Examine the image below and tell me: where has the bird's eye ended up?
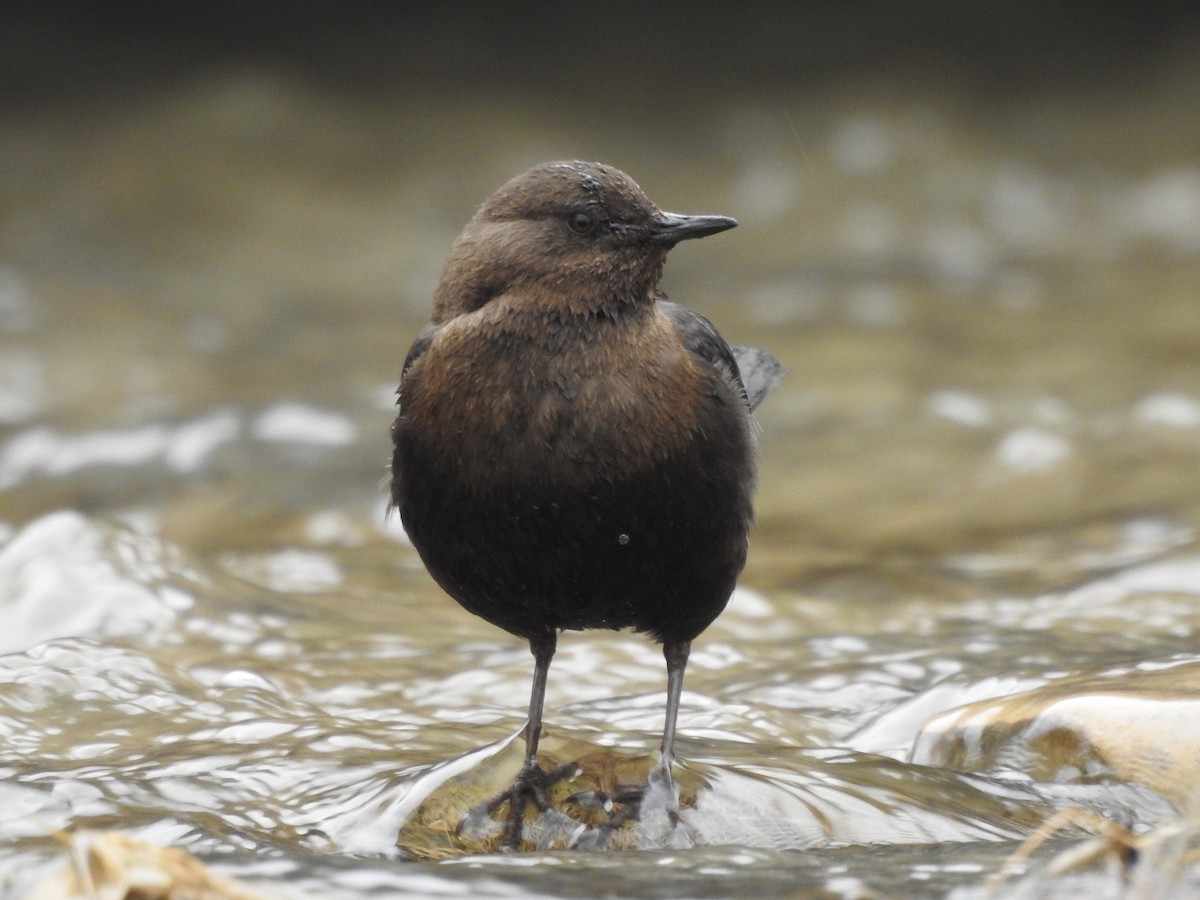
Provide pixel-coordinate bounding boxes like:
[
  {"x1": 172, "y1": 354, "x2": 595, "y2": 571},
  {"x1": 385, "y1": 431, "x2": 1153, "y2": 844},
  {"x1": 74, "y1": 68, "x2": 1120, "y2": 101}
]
[{"x1": 567, "y1": 211, "x2": 595, "y2": 235}]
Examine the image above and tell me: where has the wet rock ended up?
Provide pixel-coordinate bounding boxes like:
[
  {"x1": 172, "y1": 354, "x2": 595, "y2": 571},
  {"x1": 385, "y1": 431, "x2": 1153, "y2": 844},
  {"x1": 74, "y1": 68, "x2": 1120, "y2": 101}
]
[
  {"x1": 27, "y1": 830, "x2": 269, "y2": 900},
  {"x1": 395, "y1": 733, "x2": 707, "y2": 857},
  {"x1": 911, "y1": 662, "x2": 1200, "y2": 810}
]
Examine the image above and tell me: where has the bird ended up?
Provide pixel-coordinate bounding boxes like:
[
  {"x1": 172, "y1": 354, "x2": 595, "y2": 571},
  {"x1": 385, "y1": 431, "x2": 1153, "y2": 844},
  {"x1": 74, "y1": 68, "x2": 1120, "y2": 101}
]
[{"x1": 390, "y1": 160, "x2": 784, "y2": 850}]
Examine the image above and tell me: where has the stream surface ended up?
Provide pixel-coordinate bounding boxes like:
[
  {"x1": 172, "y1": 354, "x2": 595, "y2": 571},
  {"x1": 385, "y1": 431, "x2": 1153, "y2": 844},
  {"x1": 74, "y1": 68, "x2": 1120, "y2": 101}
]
[{"x1": 2, "y1": 19, "x2": 1200, "y2": 898}]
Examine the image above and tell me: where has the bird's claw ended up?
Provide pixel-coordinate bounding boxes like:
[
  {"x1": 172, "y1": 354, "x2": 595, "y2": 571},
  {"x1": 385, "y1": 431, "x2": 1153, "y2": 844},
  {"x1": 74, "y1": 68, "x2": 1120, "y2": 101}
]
[
  {"x1": 461, "y1": 759, "x2": 582, "y2": 851},
  {"x1": 459, "y1": 756, "x2": 692, "y2": 851}
]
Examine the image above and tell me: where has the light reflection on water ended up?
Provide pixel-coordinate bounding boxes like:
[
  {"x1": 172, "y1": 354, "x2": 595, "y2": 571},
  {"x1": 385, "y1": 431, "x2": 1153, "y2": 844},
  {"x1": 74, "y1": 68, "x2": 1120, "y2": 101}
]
[{"x1": 2, "y1": 68, "x2": 1200, "y2": 898}]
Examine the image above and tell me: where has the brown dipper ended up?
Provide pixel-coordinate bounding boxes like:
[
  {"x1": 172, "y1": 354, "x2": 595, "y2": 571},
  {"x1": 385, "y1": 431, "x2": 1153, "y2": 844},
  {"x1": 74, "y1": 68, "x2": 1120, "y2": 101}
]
[{"x1": 390, "y1": 161, "x2": 784, "y2": 849}]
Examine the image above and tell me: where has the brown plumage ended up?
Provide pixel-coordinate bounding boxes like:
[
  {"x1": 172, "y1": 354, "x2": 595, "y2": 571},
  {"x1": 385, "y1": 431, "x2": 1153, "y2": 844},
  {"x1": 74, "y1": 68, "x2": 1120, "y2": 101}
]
[{"x1": 390, "y1": 161, "x2": 784, "y2": 848}]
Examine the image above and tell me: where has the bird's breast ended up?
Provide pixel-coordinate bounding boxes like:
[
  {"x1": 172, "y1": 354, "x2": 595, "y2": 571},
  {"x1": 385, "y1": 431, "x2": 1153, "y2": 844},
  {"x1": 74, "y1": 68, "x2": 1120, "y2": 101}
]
[{"x1": 400, "y1": 310, "x2": 721, "y2": 486}]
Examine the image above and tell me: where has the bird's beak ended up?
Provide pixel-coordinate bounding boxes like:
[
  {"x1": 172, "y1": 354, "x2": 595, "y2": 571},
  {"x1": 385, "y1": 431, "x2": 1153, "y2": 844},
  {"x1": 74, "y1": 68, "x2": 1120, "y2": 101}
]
[{"x1": 648, "y1": 212, "x2": 738, "y2": 245}]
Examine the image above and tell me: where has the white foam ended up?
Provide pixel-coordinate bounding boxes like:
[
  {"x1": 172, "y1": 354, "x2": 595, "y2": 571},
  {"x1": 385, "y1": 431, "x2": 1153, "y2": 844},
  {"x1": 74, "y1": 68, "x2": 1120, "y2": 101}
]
[
  {"x1": 252, "y1": 402, "x2": 357, "y2": 446},
  {"x1": 994, "y1": 427, "x2": 1071, "y2": 473},
  {"x1": 1134, "y1": 391, "x2": 1200, "y2": 429},
  {"x1": 0, "y1": 511, "x2": 185, "y2": 655},
  {"x1": 0, "y1": 411, "x2": 242, "y2": 488}
]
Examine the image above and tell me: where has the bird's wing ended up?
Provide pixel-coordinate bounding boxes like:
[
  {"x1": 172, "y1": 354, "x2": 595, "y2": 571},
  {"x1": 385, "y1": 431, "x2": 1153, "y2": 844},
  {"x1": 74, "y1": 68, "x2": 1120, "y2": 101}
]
[
  {"x1": 659, "y1": 300, "x2": 785, "y2": 412},
  {"x1": 729, "y1": 344, "x2": 788, "y2": 412},
  {"x1": 388, "y1": 325, "x2": 439, "y2": 513},
  {"x1": 399, "y1": 325, "x2": 438, "y2": 388},
  {"x1": 659, "y1": 300, "x2": 747, "y2": 405}
]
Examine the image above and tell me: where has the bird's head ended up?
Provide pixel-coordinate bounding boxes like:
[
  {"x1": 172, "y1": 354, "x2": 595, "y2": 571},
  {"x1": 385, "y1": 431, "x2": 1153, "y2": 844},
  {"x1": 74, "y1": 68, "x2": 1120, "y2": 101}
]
[{"x1": 432, "y1": 161, "x2": 736, "y2": 321}]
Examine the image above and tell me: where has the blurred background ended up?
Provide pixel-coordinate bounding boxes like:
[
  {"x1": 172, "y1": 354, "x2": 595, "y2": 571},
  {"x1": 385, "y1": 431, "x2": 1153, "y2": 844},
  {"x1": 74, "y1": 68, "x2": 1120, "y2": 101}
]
[
  {"x1": 3, "y1": 3, "x2": 1200, "y2": 897},
  {"x1": 2, "y1": 2, "x2": 1199, "y2": 549}
]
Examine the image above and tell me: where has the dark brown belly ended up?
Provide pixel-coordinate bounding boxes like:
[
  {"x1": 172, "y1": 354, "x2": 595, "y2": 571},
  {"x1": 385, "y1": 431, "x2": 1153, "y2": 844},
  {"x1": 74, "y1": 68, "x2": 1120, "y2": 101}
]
[{"x1": 393, "y1": 412, "x2": 753, "y2": 643}]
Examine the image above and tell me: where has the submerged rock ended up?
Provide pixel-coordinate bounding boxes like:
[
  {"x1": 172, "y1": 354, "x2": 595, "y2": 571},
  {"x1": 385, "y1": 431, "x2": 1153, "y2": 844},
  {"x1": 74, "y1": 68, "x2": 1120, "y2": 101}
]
[
  {"x1": 395, "y1": 733, "x2": 707, "y2": 857},
  {"x1": 393, "y1": 731, "x2": 1044, "y2": 858}
]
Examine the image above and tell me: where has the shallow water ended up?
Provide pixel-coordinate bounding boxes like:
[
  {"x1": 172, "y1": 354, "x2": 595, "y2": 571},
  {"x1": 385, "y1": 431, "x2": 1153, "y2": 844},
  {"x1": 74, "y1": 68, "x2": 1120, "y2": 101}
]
[{"x1": 3, "y1": 41, "x2": 1200, "y2": 899}]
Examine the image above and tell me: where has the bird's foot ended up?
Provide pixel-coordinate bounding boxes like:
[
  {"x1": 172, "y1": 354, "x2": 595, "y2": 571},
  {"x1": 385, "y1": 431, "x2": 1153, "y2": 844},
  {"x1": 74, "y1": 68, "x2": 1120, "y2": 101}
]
[
  {"x1": 459, "y1": 758, "x2": 581, "y2": 851},
  {"x1": 567, "y1": 763, "x2": 694, "y2": 850},
  {"x1": 566, "y1": 784, "x2": 644, "y2": 849}
]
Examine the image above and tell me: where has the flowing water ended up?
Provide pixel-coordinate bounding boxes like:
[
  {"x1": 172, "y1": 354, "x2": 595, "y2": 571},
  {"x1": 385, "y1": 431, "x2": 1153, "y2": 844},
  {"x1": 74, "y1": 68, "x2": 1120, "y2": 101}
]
[{"x1": 2, "y1": 46, "x2": 1200, "y2": 899}]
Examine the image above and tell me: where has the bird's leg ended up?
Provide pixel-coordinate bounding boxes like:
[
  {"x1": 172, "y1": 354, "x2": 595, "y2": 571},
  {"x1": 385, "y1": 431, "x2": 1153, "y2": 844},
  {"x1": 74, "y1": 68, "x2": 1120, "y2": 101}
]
[
  {"x1": 500, "y1": 633, "x2": 557, "y2": 847},
  {"x1": 512, "y1": 633, "x2": 554, "y2": 767},
  {"x1": 567, "y1": 640, "x2": 694, "y2": 848},
  {"x1": 660, "y1": 639, "x2": 691, "y2": 774},
  {"x1": 468, "y1": 633, "x2": 579, "y2": 850},
  {"x1": 648, "y1": 639, "x2": 692, "y2": 834}
]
